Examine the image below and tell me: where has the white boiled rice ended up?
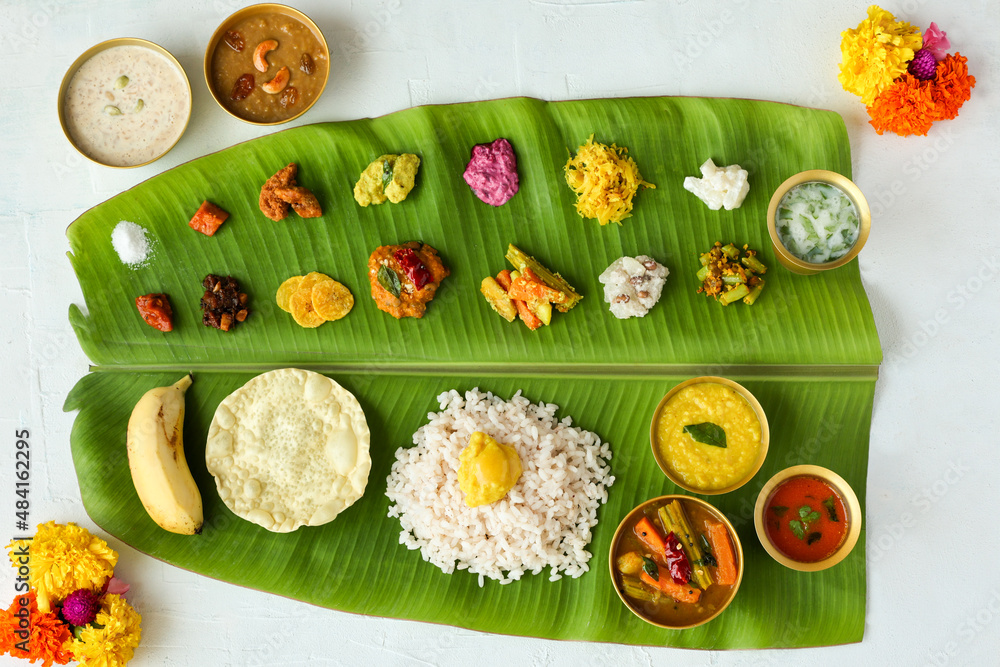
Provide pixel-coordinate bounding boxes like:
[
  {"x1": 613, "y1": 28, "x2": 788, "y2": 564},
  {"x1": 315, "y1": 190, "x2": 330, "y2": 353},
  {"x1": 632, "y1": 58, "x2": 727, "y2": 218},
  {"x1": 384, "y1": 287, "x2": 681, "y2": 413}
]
[{"x1": 385, "y1": 388, "x2": 614, "y2": 586}]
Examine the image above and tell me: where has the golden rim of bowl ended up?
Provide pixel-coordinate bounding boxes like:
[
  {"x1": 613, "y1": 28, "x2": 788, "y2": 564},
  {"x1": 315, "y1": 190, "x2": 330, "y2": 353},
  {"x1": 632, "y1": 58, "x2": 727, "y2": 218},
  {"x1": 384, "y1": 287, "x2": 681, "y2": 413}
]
[
  {"x1": 205, "y1": 3, "x2": 330, "y2": 126},
  {"x1": 57, "y1": 37, "x2": 192, "y2": 169},
  {"x1": 753, "y1": 464, "x2": 863, "y2": 572},
  {"x1": 649, "y1": 376, "x2": 769, "y2": 495},
  {"x1": 608, "y1": 494, "x2": 744, "y2": 630},
  {"x1": 766, "y1": 170, "x2": 872, "y2": 274}
]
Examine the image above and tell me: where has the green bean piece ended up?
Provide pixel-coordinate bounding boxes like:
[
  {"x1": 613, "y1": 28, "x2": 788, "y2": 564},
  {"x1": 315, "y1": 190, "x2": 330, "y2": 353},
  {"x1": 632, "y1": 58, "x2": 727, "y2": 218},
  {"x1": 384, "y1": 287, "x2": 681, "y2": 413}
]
[
  {"x1": 665, "y1": 502, "x2": 713, "y2": 590},
  {"x1": 722, "y1": 273, "x2": 744, "y2": 285},
  {"x1": 741, "y1": 254, "x2": 768, "y2": 274},
  {"x1": 721, "y1": 244, "x2": 739, "y2": 259},
  {"x1": 696, "y1": 265, "x2": 710, "y2": 282},
  {"x1": 699, "y1": 253, "x2": 712, "y2": 266},
  {"x1": 621, "y1": 576, "x2": 658, "y2": 602},
  {"x1": 743, "y1": 280, "x2": 765, "y2": 305},
  {"x1": 719, "y1": 283, "x2": 750, "y2": 305}
]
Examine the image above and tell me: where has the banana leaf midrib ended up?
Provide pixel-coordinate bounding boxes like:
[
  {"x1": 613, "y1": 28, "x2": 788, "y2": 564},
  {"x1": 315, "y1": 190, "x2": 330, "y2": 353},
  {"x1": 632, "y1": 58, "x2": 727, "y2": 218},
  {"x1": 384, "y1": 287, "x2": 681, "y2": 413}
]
[{"x1": 83, "y1": 361, "x2": 880, "y2": 379}]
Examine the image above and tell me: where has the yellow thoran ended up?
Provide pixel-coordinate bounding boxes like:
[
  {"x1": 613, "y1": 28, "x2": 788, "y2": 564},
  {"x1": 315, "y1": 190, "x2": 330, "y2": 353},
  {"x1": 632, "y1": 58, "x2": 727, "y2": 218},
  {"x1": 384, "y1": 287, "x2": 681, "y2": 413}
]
[{"x1": 564, "y1": 135, "x2": 654, "y2": 226}]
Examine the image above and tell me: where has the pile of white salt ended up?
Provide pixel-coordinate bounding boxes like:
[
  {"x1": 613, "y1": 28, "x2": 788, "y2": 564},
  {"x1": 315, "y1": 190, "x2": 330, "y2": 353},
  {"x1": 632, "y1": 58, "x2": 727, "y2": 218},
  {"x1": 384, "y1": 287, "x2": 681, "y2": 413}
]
[{"x1": 111, "y1": 221, "x2": 152, "y2": 267}]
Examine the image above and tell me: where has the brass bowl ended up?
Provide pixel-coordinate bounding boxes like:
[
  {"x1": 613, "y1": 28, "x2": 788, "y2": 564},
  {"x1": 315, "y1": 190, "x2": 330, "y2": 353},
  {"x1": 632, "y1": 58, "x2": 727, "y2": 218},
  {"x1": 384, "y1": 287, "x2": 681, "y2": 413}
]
[
  {"x1": 609, "y1": 495, "x2": 743, "y2": 629},
  {"x1": 754, "y1": 464, "x2": 862, "y2": 572},
  {"x1": 766, "y1": 170, "x2": 872, "y2": 276},
  {"x1": 205, "y1": 3, "x2": 329, "y2": 126},
  {"x1": 58, "y1": 38, "x2": 192, "y2": 168},
  {"x1": 649, "y1": 377, "x2": 769, "y2": 495}
]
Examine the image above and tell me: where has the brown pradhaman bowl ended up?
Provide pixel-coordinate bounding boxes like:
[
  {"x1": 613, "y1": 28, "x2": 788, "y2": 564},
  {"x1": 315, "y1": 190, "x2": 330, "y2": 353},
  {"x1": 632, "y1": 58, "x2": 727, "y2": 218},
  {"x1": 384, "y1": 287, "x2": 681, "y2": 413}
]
[{"x1": 205, "y1": 4, "x2": 329, "y2": 125}]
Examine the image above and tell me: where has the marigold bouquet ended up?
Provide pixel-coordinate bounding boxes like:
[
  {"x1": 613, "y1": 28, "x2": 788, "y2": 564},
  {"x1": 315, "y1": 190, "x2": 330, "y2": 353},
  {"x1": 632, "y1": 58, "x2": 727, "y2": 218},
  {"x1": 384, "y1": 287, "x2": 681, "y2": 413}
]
[
  {"x1": 838, "y1": 6, "x2": 975, "y2": 136},
  {"x1": 2, "y1": 522, "x2": 141, "y2": 667}
]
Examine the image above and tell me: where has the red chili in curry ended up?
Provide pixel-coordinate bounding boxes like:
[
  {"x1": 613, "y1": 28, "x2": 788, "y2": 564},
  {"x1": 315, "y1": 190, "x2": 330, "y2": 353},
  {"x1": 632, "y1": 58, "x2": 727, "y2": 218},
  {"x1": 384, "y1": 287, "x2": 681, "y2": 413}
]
[{"x1": 393, "y1": 247, "x2": 433, "y2": 289}]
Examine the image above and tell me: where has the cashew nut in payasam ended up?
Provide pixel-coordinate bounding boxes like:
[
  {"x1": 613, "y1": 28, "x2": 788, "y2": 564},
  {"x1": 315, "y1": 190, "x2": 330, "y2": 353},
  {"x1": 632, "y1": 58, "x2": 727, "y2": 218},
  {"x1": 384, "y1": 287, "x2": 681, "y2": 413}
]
[
  {"x1": 253, "y1": 40, "x2": 278, "y2": 72},
  {"x1": 261, "y1": 66, "x2": 290, "y2": 94}
]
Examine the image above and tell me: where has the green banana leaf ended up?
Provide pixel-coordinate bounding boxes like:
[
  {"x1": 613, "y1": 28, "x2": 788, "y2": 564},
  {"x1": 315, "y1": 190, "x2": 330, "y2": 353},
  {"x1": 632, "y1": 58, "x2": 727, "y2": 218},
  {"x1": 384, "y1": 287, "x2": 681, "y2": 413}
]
[
  {"x1": 67, "y1": 97, "x2": 879, "y2": 369},
  {"x1": 66, "y1": 370, "x2": 871, "y2": 648},
  {"x1": 64, "y1": 96, "x2": 880, "y2": 648}
]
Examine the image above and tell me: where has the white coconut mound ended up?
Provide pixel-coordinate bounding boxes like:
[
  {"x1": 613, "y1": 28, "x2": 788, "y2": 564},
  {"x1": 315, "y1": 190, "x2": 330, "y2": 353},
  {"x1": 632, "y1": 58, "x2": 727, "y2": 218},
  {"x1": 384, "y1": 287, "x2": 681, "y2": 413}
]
[
  {"x1": 385, "y1": 389, "x2": 614, "y2": 586},
  {"x1": 599, "y1": 255, "x2": 669, "y2": 319}
]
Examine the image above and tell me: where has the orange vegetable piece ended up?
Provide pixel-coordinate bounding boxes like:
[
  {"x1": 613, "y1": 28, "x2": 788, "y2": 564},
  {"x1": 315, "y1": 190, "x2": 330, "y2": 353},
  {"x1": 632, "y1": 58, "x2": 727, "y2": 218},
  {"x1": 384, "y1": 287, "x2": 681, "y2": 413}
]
[
  {"x1": 507, "y1": 268, "x2": 567, "y2": 304},
  {"x1": 706, "y1": 521, "x2": 738, "y2": 586},
  {"x1": 497, "y1": 270, "x2": 540, "y2": 329},
  {"x1": 513, "y1": 299, "x2": 542, "y2": 330},
  {"x1": 496, "y1": 270, "x2": 513, "y2": 290},
  {"x1": 188, "y1": 200, "x2": 230, "y2": 236},
  {"x1": 634, "y1": 516, "x2": 666, "y2": 559},
  {"x1": 641, "y1": 566, "x2": 702, "y2": 603}
]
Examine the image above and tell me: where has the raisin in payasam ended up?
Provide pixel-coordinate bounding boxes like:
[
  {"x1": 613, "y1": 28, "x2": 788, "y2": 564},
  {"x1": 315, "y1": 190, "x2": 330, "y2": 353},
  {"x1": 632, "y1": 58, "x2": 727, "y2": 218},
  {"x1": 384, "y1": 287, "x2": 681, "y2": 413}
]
[{"x1": 200, "y1": 274, "x2": 249, "y2": 331}]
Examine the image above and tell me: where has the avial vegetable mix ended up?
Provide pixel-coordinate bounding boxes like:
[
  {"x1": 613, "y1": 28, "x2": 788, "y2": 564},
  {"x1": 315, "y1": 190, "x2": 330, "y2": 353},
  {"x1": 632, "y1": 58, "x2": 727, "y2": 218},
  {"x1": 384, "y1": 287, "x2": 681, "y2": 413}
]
[{"x1": 612, "y1": 497, "x2": 741, "y2": 628}]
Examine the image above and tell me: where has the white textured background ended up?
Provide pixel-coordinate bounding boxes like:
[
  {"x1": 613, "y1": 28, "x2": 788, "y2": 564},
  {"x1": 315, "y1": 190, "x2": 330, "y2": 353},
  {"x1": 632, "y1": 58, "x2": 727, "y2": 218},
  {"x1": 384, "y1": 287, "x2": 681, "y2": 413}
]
[{"x1": 1, "y1": 0, "x2": 998, "y2": 665}]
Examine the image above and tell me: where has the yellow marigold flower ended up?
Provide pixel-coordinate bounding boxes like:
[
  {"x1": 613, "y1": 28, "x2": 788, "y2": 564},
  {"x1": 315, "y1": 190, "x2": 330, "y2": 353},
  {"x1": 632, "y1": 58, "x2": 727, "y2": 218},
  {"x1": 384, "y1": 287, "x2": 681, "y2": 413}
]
[
  {"x1": 838, "y1": 5, "x2": 922, "y2": 105},
  {"x1": 6, "y1": 522, "x2": 117, "y2": 613},
  {"x1": 66, "y1": 594, "x2": 142, "y2": 667}
]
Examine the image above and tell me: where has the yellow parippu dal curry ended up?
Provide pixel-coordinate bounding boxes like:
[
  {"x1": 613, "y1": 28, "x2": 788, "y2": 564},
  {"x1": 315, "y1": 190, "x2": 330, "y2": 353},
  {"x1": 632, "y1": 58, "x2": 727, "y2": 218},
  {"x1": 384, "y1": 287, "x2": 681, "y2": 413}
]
[{"x1": 654, "y1": 383, "x2": 761, "y2": 491}]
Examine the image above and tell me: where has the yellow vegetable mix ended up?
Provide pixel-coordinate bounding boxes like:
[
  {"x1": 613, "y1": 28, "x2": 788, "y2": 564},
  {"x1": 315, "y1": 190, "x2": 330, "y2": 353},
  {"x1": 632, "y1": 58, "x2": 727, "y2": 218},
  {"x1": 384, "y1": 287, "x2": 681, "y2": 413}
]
[{"x1": 564, "y1": 134, "x2": 655, "y2": 226}]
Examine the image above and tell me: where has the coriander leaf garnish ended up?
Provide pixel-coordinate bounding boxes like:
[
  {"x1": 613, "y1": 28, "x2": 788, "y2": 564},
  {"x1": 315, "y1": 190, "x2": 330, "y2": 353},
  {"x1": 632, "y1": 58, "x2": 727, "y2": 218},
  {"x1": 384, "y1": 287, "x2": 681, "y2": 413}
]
[
  {"x1": 698, "y1": 533, "x2": 718, "y2": 567},
  {"x1": 682, "y1": 422, "x2": 727, "y2": 448},
  {"x1": 823, "y1": 496, "x2": 839, "y2": 522},
  {"x1": 381, "y1": 159, "x2": 395, "y2": 191},
  {"x1": 377, "y1": 265, "x2": 401, "y2": 298},
  {"x1": 790, "y1": 505, "x2": 822, "y2": 540},
  {"x1": 641, "y1": 556, "x2": 658, "y2": 581}
]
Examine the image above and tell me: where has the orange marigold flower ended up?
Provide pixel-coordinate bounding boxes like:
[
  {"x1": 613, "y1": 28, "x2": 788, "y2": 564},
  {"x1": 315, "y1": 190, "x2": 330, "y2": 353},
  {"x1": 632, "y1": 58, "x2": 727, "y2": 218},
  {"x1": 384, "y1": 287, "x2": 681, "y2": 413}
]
[
  {"x1": 931, "y1": 52, "x2": 975, "y2": 120},
  {"x1": 866, "y1": 73, "x2": 937, "y2": 136},
  {"x1": 0, "y1": 592, "x2": 73, "y2": 666},
  {"x1": 866, "y1": 52, "x2": 976, "y2": 137}
]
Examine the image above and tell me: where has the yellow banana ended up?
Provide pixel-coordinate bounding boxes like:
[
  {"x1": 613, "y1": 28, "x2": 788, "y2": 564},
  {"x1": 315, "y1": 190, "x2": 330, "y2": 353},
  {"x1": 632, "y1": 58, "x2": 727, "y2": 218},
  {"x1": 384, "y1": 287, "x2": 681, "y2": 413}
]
[{"x1": 126, "y1": 374, "x2": 203, "y2": 535}]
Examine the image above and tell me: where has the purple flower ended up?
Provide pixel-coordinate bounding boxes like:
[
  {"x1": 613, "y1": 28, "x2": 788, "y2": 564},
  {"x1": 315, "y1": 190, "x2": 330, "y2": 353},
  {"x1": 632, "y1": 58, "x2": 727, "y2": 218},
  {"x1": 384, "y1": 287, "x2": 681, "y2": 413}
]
[
  {"x1": 922, "y1": 22, "x2": 950, "y2": 61},
  {"x1": 908, "y1": 49, "x2": 938, "y2": 80},
  {"x1": 61, "y1": 588, "x2": 101, "y2": 626}
]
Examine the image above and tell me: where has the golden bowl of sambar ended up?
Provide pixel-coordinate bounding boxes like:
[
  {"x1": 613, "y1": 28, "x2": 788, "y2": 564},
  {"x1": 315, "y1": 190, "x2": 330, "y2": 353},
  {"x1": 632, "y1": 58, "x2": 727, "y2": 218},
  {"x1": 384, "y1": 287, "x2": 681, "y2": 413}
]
[
  {"x1": 649, "y1": 377, "x2": 768, "y2": 495},
  {"x1": 205, "y1": 4, "x2": 329, "y2": 125},
  {"x1": 609, "y1": 494, "x2": 743, "y2": 629}
]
